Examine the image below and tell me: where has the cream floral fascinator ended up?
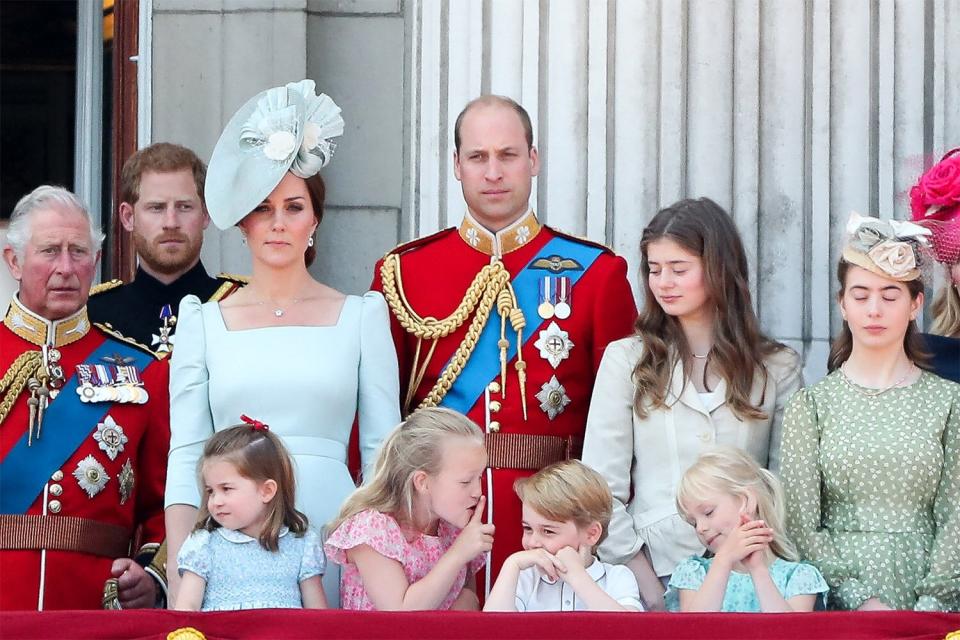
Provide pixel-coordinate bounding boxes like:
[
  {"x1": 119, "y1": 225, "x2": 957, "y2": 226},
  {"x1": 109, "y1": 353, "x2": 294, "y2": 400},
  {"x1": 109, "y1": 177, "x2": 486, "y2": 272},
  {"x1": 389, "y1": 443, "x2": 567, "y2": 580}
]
[
  {"x1": 842, "y1": 211, "x2": 931, "y2": 281},
  {"x1": 205, "y1": 79, "x2": 344, "y2": 229}
]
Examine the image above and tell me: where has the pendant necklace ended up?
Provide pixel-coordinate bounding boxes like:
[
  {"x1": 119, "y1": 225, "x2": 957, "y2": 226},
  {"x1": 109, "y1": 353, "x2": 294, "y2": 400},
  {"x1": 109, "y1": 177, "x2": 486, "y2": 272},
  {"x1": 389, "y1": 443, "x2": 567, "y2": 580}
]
[
  {"x1": 256, "y1": 298, "x2": 302, "y2": 318},
  {"x1": 840, "y1": 363, "x2": 914, "y2": 397}
]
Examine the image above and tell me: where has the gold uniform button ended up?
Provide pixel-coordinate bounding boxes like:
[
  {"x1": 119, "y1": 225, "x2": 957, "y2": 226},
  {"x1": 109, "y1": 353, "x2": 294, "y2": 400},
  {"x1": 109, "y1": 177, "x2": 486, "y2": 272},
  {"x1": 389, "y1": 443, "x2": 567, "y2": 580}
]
[
  {"x1": 49, "y1": 484, "x2": 63, "y2": 497},
  {"x1": 488, "y1": 400, "x2": 502, "y2": 413},
  {"x1": 48, "y1": 500, "x2": 62, "y2": 514},
  {"x1": 487, "y1": 381, "x2": 501, "y2": 394},
  {"x1": 51, "y1": 470, "x2": 64, "y2": 482},
  {"x1": 489, "y1": 421, "x2": 501, "y2": 433}
]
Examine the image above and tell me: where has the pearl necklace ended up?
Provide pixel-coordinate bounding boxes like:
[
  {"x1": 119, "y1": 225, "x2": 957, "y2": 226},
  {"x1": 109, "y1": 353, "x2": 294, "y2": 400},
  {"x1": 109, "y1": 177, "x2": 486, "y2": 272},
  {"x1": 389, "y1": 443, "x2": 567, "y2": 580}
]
[{"x1": 839, "y1": 363, "x2": 915, "y2": 397}]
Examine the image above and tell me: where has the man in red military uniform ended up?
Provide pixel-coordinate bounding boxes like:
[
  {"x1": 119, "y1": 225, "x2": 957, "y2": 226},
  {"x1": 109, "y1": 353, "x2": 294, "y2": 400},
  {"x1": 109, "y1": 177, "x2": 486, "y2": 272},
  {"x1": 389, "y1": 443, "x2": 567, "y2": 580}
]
[
  {"x1": 373, "y1": 96, "x2": 637, "y2": 588},
  {"x1": 0, "y1": 186, "x2": 169, "y2": 610}
]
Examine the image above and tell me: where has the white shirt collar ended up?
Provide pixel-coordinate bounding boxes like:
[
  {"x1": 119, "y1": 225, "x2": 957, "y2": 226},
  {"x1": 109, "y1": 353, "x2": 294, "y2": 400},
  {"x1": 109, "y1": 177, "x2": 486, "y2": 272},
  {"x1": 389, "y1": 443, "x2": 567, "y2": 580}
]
[{"x1": 216, "y1": 525, "x2": 290, "y2": 544}]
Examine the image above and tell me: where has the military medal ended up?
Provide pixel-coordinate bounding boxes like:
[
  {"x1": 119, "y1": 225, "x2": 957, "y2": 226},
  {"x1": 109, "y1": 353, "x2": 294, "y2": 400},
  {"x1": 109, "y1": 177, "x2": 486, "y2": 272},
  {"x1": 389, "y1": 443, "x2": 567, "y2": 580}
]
[
  {"x1": 118, "y1": 459, "x2": 135, "y2": 505},
  {"x1": 73, "y1": 455, "x2": 109, "y2": 498},
  {"x1": 537, "y1": 277, "x2": 555, "y2": 319},
  {"x1": 46, "y1": 347, "x2": 65, "y2": 399},
  {"x1": 25, "y1": 344, "x2": 67, "y2": 446},
  {"x1": 93, "y1": 415, "x2": 128, "y2": 461},
  {"x1": 534, "y1": 321, "x2": 574, "y2": 369},
  {"x1": 554, "y1": 277, "x2": 572, "y2": 320},
  {"x1": 76, "y1": 358, "x2": 149, "y2": 405},
  {"x1": 151, "y1": 304, "x2": 176, "y2": 354},
  {"x1": 535, "y1": 376, "x2": 571, "y2": 420}
]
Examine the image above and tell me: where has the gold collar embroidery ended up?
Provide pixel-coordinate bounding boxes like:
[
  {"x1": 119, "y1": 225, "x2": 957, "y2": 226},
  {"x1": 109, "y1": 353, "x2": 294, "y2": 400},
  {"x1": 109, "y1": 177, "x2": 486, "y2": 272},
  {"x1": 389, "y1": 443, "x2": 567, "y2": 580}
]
[
  {"x1": 458, "y1": 209, "x2": 542, "y2": 256},
  {"x1": 3, "y1": 296, "x2": 90, "y2": 347}
]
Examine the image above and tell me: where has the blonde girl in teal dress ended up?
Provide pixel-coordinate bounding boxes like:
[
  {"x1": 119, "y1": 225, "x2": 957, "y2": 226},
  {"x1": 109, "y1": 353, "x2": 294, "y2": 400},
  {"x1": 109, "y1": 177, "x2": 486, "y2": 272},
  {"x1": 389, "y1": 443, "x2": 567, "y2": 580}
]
[
  {"x1": 781, "y1": 213, "x2": 960, "y2": 612},
  {"x1": 665, "y1": 446, "x2": 828, "y2": 612}
]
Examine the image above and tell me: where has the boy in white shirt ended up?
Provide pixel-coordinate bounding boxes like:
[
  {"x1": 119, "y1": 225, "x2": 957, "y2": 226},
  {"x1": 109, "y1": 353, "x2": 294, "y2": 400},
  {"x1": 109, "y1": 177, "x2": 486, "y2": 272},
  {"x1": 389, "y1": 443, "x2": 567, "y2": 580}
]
[{"x1": 484, "y1": 461, "x2": 643, "y2": 612}]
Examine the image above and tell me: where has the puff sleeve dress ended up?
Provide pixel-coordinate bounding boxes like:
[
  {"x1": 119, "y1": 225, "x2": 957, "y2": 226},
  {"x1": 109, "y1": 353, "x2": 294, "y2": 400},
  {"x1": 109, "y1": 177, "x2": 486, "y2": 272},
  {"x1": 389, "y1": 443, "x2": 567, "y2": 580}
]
[
  {"x1": 165, "y1": 292, "x2": 402, "y2": 606},
  {"x1": 780, "y1": 370, "x2": 960, "y2": 611},
  {"x1": 324, "y1": 509, "x2": 486, "y2": 611}
]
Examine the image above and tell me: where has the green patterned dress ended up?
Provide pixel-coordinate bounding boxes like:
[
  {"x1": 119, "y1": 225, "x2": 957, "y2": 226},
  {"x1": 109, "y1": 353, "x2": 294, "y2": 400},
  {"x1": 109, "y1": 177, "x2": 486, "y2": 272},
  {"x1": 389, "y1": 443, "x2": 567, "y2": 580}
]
[{"x1": 780, "y1": 370, "x2": 960, "y2": 611}]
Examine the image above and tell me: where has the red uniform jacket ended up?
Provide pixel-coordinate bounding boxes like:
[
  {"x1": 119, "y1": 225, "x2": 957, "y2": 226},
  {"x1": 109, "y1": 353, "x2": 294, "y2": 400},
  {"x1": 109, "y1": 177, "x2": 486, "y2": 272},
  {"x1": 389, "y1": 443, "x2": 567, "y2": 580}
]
[
  {"x1": 0, "y1": 298, "x2": 169, "y2": 610},
  {"x1": 372, "y1": 212, "x2": 637, "y2": 580}
]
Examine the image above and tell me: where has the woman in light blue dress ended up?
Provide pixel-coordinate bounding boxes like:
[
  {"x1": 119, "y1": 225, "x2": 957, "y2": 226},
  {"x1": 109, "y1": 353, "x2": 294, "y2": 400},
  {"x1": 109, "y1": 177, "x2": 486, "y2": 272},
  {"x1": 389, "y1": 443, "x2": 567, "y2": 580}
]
[{"x1": 164, "y1": 80, "x2": 401, "y2": 607}]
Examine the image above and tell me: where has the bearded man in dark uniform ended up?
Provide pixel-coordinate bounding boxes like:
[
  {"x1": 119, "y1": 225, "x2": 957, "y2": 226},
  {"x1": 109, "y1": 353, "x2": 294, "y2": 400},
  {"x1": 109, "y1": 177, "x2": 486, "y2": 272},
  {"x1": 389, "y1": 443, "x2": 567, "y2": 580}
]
[{"x1": 87, "y1": 143, "x2": 243, "y2": 356}]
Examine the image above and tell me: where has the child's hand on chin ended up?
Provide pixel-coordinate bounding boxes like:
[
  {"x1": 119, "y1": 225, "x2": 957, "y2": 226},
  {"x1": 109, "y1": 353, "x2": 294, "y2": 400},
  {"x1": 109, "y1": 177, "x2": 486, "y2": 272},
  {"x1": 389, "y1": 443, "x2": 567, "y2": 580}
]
[
  {"x1": 715, "y1": 513, "x2": 773, "y2": 568},
  {"x1": 510, "y1": 549, "x2": 566, "y2": 581},
  {"x1": 555, "y1": 545, "x2": 592, "y2": 571},
  {"x1": 738, "y1": 513, "x2": 769, "y2": 572}
]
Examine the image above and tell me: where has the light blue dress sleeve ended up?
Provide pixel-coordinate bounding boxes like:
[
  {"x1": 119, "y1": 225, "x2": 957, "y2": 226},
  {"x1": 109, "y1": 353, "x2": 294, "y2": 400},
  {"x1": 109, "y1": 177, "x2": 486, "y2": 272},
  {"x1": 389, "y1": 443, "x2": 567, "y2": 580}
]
[
  {"x1": 177, "y1": 529, "x2": 212, "y2": 579},
  {"x1": 165, "y1": 295, "x2": 215, "y2": 508},
  {"x1": 783, "y1": 562, "x2": 830, "y2": 599},
  {"x1": 299, "y1": 529, "x2": 326, "y2": 582},
  {"x1": 357, "y1": 292, "x2": 402, "y2": 480},
  {"x1": 664, "y1": 556, "x2": 708, "y2": 611}
]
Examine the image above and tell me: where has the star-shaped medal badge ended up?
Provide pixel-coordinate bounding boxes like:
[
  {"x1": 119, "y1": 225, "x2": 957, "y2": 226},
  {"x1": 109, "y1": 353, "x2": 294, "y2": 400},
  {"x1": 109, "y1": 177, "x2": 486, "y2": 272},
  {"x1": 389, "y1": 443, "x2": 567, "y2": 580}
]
[
  {"x1": 534, "y1": 321, "x2": 574, "y2": 369},
  {"x1": 73, "y1": 455, "x2": 109, "y2": 498},
  {"x1": 93, "y1": 415, "x2": 128, "y2": 461},
  {"x1": 535, "y1": 375, "x2": 571, "y2": 420}
]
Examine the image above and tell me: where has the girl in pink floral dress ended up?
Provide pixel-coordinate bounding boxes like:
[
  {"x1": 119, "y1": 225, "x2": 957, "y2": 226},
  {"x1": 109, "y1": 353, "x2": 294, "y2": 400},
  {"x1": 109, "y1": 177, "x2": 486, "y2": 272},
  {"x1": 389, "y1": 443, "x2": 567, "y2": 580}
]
[{"x1": 325, "y1": 408, "x2": 489, "y2": 610}]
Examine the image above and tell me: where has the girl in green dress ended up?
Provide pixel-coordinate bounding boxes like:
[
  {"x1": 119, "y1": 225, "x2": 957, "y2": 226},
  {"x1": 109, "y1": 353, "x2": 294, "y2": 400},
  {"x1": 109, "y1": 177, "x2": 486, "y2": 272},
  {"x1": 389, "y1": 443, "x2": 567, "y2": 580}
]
[{"x1": 780, "y1": 212, "x2": 960, "y2": 612}]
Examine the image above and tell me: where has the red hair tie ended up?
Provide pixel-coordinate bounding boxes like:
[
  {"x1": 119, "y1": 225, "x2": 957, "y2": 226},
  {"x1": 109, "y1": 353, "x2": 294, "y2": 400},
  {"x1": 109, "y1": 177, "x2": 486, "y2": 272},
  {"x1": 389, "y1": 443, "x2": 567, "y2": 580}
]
[{"x1": 240, "y1": 414, "x2": 269, "y2": 431}]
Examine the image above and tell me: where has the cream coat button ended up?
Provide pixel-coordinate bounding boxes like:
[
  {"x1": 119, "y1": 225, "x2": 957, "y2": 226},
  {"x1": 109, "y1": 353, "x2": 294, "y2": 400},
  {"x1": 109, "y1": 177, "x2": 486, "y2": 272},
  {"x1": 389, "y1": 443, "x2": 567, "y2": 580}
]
[{"x1": 48, "y1": 500, "x2": 62, "y2": 514}]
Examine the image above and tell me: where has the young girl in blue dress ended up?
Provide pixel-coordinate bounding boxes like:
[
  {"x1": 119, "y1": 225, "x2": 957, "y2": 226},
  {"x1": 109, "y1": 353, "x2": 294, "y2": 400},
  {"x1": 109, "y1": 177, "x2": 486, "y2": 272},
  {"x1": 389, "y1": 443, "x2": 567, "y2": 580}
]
[
  {"x1": 665, "y1": 446, "x2": 827, "y2": 612},
  {"x1": 174, "y1": 418, "x2": 328, "y2": 611}
]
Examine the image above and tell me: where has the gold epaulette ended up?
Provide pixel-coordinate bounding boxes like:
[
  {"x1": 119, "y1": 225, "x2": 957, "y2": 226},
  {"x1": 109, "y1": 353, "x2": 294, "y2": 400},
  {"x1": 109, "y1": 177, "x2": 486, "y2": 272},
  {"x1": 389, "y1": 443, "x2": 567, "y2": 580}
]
[
  {"x1": 216, "y1": 272, "x2": 249, "y2": 284},
  {"x1": 210, "y1": 273, "x2": 248, "y2": 302},
  {"x1": 89, "y1": 279, "x2": 123, "y2": 296},
  {"x1": 545, "y1": 225, "x2": 616, "y2": 254},
  {"x1": 93, "y1": 322, "x2": 161, "y2": 360}
]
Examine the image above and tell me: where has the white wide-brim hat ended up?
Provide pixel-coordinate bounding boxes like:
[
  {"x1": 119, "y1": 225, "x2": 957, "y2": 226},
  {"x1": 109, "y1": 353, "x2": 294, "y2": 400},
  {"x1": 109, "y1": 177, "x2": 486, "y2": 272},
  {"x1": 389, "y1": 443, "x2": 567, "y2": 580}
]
[{"x1": 205, "y1": 79, "x2": 344, "y2": 229}]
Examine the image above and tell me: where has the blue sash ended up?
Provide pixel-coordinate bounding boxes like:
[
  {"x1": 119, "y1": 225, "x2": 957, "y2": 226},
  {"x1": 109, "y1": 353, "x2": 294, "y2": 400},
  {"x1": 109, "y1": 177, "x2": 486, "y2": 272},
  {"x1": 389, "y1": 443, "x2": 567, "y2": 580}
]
[
  {"x1": 440, "y1": 236, "x2": 603, "y2": 414},
  {"x1": 0, "y1": 339, "x2": 154, "y2": 514}
]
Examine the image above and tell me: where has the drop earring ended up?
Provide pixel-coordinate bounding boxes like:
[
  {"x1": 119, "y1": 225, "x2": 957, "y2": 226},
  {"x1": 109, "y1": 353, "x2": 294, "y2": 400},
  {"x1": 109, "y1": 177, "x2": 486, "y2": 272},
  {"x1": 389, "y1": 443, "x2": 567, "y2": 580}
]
[{"x1": 308, "y1": 236, "x2": 314, "y2": 248}]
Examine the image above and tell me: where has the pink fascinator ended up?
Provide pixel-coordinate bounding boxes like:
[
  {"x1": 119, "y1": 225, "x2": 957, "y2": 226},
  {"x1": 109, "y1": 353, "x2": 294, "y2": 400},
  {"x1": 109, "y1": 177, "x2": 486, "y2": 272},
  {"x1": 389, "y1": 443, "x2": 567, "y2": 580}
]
[{"x1": 909, "y1": 147, "x2": 960, "y2": 264}]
